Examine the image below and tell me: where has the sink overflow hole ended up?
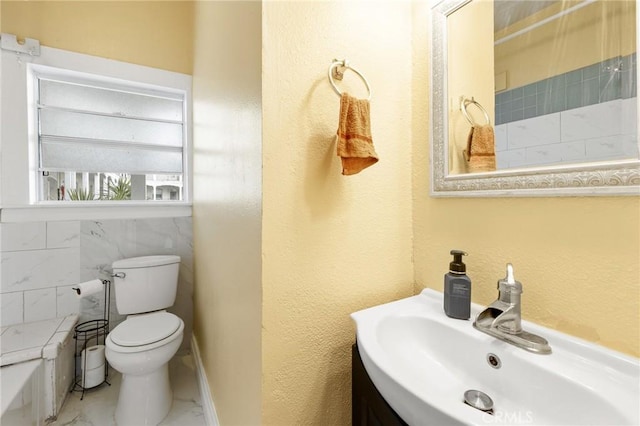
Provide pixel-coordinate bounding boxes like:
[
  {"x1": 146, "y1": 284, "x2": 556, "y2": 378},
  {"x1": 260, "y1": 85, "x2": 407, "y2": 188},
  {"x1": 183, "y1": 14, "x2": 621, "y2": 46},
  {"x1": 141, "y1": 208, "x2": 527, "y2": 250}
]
[{"x1": 487, "y1": 353, "x2": 501, "y2": 369}]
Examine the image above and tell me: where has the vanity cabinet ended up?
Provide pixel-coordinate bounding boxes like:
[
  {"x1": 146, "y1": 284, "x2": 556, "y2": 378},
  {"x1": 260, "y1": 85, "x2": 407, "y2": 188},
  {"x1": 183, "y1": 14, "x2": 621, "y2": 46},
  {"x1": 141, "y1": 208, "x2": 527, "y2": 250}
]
[{"x1": 352, "y1": 343, "x2": 408, "y2": 426}]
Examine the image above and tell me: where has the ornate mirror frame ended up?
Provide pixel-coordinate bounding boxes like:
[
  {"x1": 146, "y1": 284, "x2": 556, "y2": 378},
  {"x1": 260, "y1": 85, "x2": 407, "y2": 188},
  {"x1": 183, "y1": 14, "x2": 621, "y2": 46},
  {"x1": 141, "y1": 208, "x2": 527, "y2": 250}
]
[{"x1": 430, "y1": 0, "x2": 640, "y2": 197}]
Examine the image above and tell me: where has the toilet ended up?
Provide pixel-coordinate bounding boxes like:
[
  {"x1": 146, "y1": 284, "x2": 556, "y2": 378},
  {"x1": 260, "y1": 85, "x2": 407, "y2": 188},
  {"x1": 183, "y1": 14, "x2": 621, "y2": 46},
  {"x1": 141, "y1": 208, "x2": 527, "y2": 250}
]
[{"x1": 105, "y1": 255, "x2": 184, "y2": 426}]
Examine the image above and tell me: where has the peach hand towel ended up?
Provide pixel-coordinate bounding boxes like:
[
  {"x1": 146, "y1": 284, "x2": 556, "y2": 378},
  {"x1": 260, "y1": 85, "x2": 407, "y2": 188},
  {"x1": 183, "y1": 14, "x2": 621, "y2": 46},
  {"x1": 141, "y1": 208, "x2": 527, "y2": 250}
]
[
  {"x1": 464, "y1": 125, "x2": 496, "y2": 173},
  {"x1": 336, "y1": 93, "x2": 379, "y2": 175}
]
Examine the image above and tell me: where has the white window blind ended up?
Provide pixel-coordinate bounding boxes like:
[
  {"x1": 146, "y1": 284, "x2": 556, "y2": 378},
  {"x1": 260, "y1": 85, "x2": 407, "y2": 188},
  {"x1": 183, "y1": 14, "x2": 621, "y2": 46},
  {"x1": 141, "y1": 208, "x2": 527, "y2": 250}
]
[{"x1": 37, "y1": 77, "x2": 185, "y2": 175}]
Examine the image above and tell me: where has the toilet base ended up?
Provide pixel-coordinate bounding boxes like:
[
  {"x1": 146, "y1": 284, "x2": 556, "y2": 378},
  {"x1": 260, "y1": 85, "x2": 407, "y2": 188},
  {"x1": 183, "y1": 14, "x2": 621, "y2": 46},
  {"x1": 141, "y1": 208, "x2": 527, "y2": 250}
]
[{"x1": 115, "y1": 363, "x2": 172, "y2": 425}]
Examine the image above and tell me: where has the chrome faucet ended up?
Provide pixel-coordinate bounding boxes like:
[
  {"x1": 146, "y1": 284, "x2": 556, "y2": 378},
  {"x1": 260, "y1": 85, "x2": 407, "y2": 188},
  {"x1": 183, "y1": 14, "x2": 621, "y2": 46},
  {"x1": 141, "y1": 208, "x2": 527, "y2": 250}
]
[{"x1": 473, "y1": 264, "x2": 552, "y2": 354}]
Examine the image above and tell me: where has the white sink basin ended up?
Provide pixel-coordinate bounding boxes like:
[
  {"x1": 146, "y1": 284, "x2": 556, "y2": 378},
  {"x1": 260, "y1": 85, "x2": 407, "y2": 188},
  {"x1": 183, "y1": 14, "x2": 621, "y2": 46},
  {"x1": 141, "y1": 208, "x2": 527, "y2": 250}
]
[{"x1": 351, "y1": 289, "x2": 640, "y2": 426}]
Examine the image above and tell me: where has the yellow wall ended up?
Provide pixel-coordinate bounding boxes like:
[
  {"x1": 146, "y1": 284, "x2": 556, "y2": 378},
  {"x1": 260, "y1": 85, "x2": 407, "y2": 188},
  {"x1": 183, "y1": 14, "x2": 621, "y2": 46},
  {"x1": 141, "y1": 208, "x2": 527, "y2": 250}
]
[
  {"x1": 495, "y1": 1, "x2": 636, "y2": 90},
  {"x1": 261, "y1": 1, "x2": 414, "y2": 424},
  {"x1": 192, "y1": 2, "x2": 262, "y2": 425},
  {"x1": 447, "y1": 0, "x2": 494, "y2": 174},
  {"x1": 4, "y1": 5, "x2": 638, "y2": 426},
  {"x1": 414, "y1": 2, "x2": 640, "y2": 358},
  {"x1": 0, "y1": 1, "x2": 193, "y2": 74}
]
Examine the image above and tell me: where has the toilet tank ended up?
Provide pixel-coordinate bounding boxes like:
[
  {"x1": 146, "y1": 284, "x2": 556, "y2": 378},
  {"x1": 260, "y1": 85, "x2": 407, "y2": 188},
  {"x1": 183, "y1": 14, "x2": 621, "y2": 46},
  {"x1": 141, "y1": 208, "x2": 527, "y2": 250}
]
[{"x1": 112, "y1": 255, "x2": 181, "y2": 315}]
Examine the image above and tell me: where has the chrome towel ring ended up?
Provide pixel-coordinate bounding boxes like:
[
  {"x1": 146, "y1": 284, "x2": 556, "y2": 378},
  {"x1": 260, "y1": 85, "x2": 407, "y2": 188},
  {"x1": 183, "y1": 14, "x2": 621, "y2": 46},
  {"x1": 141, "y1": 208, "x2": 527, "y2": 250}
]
[
  {"x1": 328, "y1": 59, "x2": 372, "y2": 101},
  {"x1": 460, "y1": 97, "x2": 490, "y2": 127}
]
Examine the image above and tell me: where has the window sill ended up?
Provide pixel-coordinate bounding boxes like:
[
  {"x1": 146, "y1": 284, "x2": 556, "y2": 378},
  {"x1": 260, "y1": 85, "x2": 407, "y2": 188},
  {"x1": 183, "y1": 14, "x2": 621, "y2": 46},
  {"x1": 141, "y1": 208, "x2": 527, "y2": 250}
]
[{"x1": 0, "y1": 202, "x2": 192, "y2": 223}]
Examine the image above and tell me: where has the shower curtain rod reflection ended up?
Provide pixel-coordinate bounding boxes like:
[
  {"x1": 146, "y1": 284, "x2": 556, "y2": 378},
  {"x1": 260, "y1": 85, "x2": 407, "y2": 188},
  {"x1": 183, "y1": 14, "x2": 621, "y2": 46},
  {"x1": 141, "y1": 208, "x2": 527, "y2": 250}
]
[{"x1": 494, "y1": 0, "x2": 597, "y2": 46}]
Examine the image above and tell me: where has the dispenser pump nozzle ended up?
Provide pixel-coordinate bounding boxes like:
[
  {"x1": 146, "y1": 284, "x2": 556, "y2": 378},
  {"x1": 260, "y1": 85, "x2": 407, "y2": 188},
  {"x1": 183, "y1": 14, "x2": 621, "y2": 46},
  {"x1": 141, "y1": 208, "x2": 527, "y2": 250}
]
[{"x1": 449, "y1": 250, "x2": 468, "y2": 273}]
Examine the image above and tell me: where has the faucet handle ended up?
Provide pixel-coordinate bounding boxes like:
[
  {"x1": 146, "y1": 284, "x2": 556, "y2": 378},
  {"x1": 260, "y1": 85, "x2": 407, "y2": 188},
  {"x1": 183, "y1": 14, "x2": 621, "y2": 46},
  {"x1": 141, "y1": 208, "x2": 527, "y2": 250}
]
[
  {"x1": 506, "y1": 264, "x2": 515, "y2": 284},
  {"x1": 498, "y1": 263, "x2": 522, "y2": 294}
]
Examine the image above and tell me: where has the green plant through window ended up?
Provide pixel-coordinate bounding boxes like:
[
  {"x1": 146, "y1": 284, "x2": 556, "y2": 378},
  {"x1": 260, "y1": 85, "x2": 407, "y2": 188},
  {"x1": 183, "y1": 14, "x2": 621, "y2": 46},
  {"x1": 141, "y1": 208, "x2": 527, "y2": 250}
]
[
  {"x1": 105, "y1": 176, "x2": 132, "y2": 200},
  {"x1": 66, "y1": 174, "x2": 132, "y2": 201},
  {"x1": 68, "y1": 187, "x2": 96, "y2": 201},
  {"x1": 48, "y1": 172, "x2": 181, "y2": 201}
]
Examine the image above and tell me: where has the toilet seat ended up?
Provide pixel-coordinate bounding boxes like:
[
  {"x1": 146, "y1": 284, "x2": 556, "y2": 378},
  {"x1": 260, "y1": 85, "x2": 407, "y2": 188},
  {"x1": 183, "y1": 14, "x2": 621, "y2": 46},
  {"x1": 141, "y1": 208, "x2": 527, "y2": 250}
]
[
  {"x1": 106, "y1": 312, "x2": 184, "y2": 354},
  {"x1": 111, "y1": 312, "x2": 181, "y2": 346}
]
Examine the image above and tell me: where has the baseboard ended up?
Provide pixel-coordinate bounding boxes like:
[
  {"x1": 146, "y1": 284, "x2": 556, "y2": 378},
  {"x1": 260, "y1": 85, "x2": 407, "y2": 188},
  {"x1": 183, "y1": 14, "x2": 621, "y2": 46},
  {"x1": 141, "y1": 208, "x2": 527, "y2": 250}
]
[{"x1": 191, "y1": 335, "x2": 220, "y2": 426}]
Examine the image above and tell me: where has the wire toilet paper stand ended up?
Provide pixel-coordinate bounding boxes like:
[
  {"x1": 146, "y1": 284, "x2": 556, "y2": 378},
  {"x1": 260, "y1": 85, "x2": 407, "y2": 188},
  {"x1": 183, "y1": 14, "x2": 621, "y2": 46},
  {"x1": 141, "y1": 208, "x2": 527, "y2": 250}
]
[{"x1": 71, "y1": 279, "x2": 111, "y2": 399}]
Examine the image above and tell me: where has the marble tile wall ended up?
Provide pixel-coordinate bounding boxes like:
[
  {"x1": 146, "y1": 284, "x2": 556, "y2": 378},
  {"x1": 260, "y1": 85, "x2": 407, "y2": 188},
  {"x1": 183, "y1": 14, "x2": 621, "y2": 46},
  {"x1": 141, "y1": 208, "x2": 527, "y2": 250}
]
[
  {"x1": 495, "y1": 97, "x2": 638, "y2": 169},
  {"x1": 1, "y1": 217, "x2": 193, "y2": 349}
]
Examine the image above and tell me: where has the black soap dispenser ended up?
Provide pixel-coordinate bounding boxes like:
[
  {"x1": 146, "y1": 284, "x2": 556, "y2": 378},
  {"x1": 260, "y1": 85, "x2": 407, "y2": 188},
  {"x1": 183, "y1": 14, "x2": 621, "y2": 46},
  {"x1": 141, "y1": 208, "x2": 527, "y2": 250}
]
[{"x1": 444, "y1": 250, "x2": 471, "y2": 320}]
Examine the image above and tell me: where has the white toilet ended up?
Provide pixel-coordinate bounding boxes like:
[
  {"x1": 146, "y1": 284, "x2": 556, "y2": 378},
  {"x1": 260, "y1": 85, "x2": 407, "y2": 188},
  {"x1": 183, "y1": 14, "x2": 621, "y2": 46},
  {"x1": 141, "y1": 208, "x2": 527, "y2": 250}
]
[{"x1": 105, "y1": 255, "x2": 184, "y2": 426}]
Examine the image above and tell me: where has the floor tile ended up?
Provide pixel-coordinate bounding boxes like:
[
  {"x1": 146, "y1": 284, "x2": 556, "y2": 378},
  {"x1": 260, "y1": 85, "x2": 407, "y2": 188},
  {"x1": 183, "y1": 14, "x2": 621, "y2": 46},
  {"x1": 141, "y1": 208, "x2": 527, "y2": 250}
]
[{"x1": 52, "y1": 351, "x2": 205, "y2": 426}]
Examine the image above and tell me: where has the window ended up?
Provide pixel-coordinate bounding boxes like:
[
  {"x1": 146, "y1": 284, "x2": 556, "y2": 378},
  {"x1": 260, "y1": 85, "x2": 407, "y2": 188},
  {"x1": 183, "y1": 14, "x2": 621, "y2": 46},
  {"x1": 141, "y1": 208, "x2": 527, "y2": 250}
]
[
  {"x1": 1, "y1": 44, "x2": 192, "y2": 221},
  {"x1": 31, "y1": 65, "x2": 187, "y2": 202}
]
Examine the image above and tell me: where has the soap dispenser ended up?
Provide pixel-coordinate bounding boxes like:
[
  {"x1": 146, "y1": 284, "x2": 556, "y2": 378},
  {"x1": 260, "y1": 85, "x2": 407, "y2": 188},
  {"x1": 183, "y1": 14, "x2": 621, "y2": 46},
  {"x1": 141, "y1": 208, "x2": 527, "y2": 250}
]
[{"x1": 444, "y1": 250, "x2": 471, "y2": 320}]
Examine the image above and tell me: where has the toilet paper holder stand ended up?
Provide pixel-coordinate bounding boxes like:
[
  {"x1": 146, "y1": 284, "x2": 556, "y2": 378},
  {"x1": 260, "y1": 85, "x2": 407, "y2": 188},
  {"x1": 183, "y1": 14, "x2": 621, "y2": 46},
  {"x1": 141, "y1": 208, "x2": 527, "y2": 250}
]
[{"x1": 71, "y1": 279, "x2": 111, "y2": 399}]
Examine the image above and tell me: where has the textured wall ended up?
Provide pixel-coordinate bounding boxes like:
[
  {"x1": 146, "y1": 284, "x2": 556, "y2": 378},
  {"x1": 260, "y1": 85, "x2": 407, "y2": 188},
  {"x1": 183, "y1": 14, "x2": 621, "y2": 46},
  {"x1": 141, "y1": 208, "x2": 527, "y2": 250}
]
[
  {"x1": 0, "y1": 1, "x2": 193, "y2": 74},
  {"x1": 261, "y1": 2, "x2": 414, "y2": 424},
  {"x1": 191, "y1": 2, "x2": 263, "y2": 425},
  {"x1": 412, "y1": 2, "x2": 640, "y2": 358}
]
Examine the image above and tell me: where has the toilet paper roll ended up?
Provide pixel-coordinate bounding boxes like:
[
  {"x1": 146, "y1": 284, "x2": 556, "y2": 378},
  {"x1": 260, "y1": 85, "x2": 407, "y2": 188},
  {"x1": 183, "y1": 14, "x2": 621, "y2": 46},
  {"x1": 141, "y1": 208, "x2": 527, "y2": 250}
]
[
  {"x1": 81, "y1": 345, "x2": 106, "y2": 371},
  {"x1": 73, "y1": 279, "x2": 103, "y2": 298},
  {"x1": 82, "y1": 363, "x2": 106, "y2": 389}
]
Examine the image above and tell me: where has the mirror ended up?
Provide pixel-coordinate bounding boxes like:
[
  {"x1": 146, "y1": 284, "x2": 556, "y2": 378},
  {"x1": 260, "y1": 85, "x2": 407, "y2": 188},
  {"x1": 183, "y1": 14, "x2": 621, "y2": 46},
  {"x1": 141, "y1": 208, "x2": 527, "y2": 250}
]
[{"x1": 431, "y1": 0, "x2": 640, "y2": 196}]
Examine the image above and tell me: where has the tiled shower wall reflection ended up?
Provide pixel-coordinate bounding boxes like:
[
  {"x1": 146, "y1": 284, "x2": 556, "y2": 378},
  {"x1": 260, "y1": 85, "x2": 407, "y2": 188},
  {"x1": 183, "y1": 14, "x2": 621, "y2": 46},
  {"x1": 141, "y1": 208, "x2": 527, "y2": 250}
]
[
  {"x1": 495, "y1": 53, "x2": 637, "y2": 125},
  {"x1": 0, "y1": 217, "x2": 193, "y2": 349}
]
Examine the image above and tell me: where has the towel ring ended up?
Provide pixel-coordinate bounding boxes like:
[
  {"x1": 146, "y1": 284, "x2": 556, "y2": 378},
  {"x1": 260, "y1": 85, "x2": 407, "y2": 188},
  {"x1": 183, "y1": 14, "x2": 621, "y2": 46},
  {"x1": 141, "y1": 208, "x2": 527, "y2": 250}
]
[
  {"x1": 328, "y1": 59, "x2": 372, "y2": 101},
  {"x1": 460, "y1": 97, "x2": 490, "y2": 126}
]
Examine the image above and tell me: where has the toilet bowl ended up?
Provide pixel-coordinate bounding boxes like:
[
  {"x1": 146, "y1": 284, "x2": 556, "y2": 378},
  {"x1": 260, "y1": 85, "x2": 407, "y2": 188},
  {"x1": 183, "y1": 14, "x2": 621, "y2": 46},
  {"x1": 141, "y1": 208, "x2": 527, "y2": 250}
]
[
  {"x1": 105, "y1": 255, "x2": 183, "y2": 425},
  {"x1": 106, "y1": 311, "x2": 184, "y2": 425}
]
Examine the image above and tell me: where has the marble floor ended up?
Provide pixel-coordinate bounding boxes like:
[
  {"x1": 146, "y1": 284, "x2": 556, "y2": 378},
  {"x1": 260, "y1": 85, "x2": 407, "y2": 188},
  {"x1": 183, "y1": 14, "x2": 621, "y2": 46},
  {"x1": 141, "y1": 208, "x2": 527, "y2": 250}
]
[{"x1": 52, "y1": 351, "x2": 205, "y2": 426}]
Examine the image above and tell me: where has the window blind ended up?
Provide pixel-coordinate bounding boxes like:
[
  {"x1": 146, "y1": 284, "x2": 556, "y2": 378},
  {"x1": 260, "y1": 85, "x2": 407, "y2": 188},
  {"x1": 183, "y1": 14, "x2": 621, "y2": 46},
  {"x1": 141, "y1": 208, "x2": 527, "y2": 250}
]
[{"x1": 37, "y1": 78, "x2": 185, "y2": 174}]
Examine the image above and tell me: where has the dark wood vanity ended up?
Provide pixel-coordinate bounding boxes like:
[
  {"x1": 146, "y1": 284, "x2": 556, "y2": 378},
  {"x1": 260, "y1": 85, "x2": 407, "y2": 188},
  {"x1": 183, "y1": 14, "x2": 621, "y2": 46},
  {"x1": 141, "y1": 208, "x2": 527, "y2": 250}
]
[{"x1": 352, "y1": 343, "x2": 408, "y2": 426}]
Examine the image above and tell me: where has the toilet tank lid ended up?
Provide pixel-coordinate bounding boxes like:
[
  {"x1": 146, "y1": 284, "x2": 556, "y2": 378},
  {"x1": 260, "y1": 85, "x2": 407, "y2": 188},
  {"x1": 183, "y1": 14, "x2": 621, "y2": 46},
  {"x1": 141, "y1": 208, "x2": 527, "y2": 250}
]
[{"x1": 113, "y1": 255, "x2": 181, "y2": 269}]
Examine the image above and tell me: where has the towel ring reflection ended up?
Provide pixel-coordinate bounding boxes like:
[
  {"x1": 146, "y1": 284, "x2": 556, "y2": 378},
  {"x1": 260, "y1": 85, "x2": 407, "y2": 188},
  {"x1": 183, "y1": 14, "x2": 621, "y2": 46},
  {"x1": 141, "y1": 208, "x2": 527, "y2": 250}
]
[
  {"x1": 461, "y1": 97, "x2": 490, "y2": 126},
  {"x1": 328, "y1": 59, "x2": 372, "y2": 101}
]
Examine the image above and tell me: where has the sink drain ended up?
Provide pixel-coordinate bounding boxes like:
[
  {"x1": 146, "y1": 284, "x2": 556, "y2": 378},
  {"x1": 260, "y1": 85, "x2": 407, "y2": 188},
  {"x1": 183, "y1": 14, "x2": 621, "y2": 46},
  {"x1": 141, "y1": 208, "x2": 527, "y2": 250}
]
[{"x1": 463, "y1": 389, "x2": 494, "y2": 415}]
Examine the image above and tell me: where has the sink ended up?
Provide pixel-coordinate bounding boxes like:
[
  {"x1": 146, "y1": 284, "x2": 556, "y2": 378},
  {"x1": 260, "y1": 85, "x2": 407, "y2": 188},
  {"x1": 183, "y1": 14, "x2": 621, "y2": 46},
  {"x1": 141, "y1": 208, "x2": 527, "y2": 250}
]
[{"x1": 351, "y1": 289, "x2": 639, "y2": 426}]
